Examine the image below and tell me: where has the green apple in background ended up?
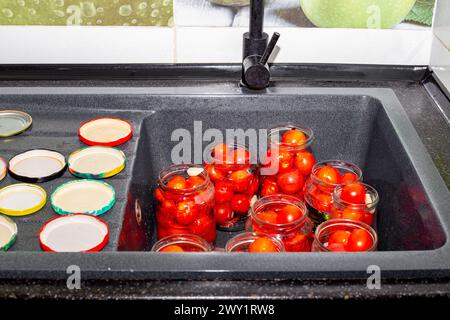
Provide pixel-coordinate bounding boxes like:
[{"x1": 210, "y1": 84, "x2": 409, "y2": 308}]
[{"x1": 300, "y1": 0, "x2": 417, "y2": 29}]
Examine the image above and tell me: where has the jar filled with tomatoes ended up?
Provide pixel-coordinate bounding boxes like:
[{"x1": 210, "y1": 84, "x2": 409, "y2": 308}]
[
  {"x1": 329, "y1": 182, "x2": 379, "y2": 226},
  {"x1": 312, "y1": 219, "x2": 378, "y2": 252},
  {"x1": 260, "y1": 124, "x2": 316, "y2": 200},
  {"x1": 204, "y1": 143, "x2": 259, "y2": 231},
  {"x1": 304, "y1": 160, "x2": 363, "y2": 227},
  {"x1": 225, "y1": 232, "x2": 285, "y2": 253},
  {"x1": 155, "y1": 164, "x2": 216, "y2": 244},
  {"x1": 152, "y1": 234, "x2": 213, "y2": 252},
  {"x1": 246, "y1": 194, "x2": 313, "y2": 252}
]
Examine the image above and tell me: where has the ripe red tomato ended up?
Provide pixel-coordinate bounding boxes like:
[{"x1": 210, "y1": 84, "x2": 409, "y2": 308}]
[
  {"x1": 212, "y1": 143, "x2": 230, "y2": 163},
  {"x1": 261, "y1": 180, "x2": 279, "y2": 197},
  {"x1": 229, "y1": 170, "x2": 252, "y2": 192},
  {"x1": 328, "y1": 230, "x2": 351, "y2": 246},
  {"x1": 214, "y1": 203, "x2": 233, "y2": 224},
  {"x1": 232, "y1": 148, "x2": 250, "y2": 165},
  {"x1": 190, "y1": 215, "x2": 214, "y2": 236},
  {"x1": 175, "y1": 201, "x2": 198, "y2": 225},
  {"x1": 186, "y1": 176, "x2": 204, "y2": 188},
  {"x1": 294, "y1": 152, "x2": 316, "y2": 175},
  {"x1": 281, "y1": 129, "x2": 307, "y2": 147},
  {"x1": 346, "y1": 229, "x2": 373, "y2": 252},
  {"x1": 340, "y1": 183, "x2": 366, "y2": 204},
  {"x1": 160, "y1": 245, "x2": 184, "y2": 252},
  {"x1": 205, "y1": 164, "x2": 225, "y2": 182},
  {"x1": 248, "y1": 237, "x2": 278, "y2": 252},
  {"x1": 167, "y1": 175, "x2": 187, "y2": 190},
  {"x1": 313, "y1": 193, "x2": 333, "y2": 213},
  {"x1": 264, "y1": 148, "x2": 293, "y2": 173},
  {"x1": 341, "y1": 208, "x2": 364, "y2": 221},
  {"x1": 316, "y1": 166, "x2": 341, "y2": 184},
  {"x1": 230, "y1": 194, "x2": 250, "y2": 214},
  {"x1": 277, "y1": 204, "x2": 302, "y2": 224},
  {"x1": 327, "y1": 243, "x2": 346, "y2": 252},
  {"x1": 341, "y1": 172, "x2": 358, "y2": 183},
  {"x1": 257, "y1": 210, "x2": 278, "y2": 224},
  {"x1": 214, "y1": 181, "x2": 234, "y2": 203},
  {"x1": 276, "y1": 170, "x2": 304, "y2": 194}
]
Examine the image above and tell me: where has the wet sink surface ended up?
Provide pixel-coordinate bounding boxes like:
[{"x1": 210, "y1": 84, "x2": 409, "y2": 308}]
[{"x1": 0, "y1": 87, "x2": 449, "y2": 280}]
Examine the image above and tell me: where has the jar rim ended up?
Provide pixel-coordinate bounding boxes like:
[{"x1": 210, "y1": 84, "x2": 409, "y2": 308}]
[
  {"x1": 310, "y1": 160, "x2": 363, "y2": 188},
  {"x1": 251, "y1": 194, "x2": 309, "y2": 228},
  {"x1": 314, "y1": 218, "x2": 378, "y2": 252},
  {"x1": 268, "y1": 123, "x2": 314, "y2": 150},
  {"x1": 158, "y1": 164, "x2": 210, "y2": 194},
  {"x1": 332, "y1": 182, "x2": 380, "y2": 209},
  {"x1": 152, "y1": 234, "x2": 213, "y2": 252},
  {"x1": 225, "y1": 231, "x2": 285, "y2": 252}
]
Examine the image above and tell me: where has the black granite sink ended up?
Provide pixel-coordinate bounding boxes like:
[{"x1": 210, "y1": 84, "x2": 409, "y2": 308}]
[{"x1": 0, "y1": 86, "x2": 449, "y2": 280}]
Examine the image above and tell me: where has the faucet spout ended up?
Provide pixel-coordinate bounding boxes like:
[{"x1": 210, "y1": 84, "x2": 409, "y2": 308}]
[{"x1": 242, "y1": 0, "x2": 279, "y2": 90}]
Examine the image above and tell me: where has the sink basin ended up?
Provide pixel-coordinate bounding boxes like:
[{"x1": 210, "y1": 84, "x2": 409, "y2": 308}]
[{"x1": 0, "y1": 86, "x2": 449, "y2": 280}]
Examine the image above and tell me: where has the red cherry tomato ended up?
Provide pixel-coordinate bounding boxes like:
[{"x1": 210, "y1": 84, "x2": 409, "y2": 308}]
[
  {"x1": 341, "y1": 172, "x2": 358, "y2": 183},
  {"x1": 257, "y1": 210, "x2": 278, "y2": 224},
  {"x1": 248, "y1": 237, "x2": 279, "y2": 252},
  {"x1": 327, "y1": 243, "x2": 346, "y2": 252},
  {"x1": 229, "y1": 170, "x2": 252, "y2": 192},
  {"x1": 230, "y1": 194, "x2": 250, "y2": 214},
  {"x1": 340, "y1": 183, "x2": 366, "y2": 204},
  {"x1": 214, "y1": 181, "x2": 234, "y2": 203},
  {"x1": 264, "y1": 148, "x2": 293, "y2": 173},
  {"x1": 277, "y1": 204, "x2": 302, "y2": 224},
  {"x1": 231, "y1": 148, "x2": 250, "y2": 165},
  {"x1": 294, "y1": 152, "x2": 316, "y2": 175},
  {"x1": 205, "y1": 164, "x2": 225, "y2": 182},
  {"x1": 160, "y1": 245, "x2": 184, "y2": 252},
  {"x1": 167, "y1": 175, "x2": 187, "y2": 190},
  {"x1": 261, "y1": 180, "x2": 279, "y2": 197},
  {"x1": 316, "y1": 166, "x2": 341, "y2": 184},
  {"x1": 328, "y1": 230, "x2": 351, "y2": 246},
  {"x1": 346, "y1": 229, "x2": 373, "y2": 252},
  {"x1": 212, "y1": 143, "x2": 230, "y2": 163},
  {"x1": 214, "y1": 203, "x2": 233, "y2": 224},
  {"x1": 191, "y1": 215, "x2": 214, "y2": 236},
  {"x1": 175, "y1": 201, "x2": 198, "y2": 225},
  {"x1": 186, "y1": 176, "x2": 204, "y2": 188},
  {"x1": 341, "y1": 208, "x2": 364, "y2": 221},
  {"x1": 276, "y1": 170, "x2": 304, "y2": 194},
  {"x1": 281, "y1": 129, "x2": 307, "y2": 147},
  {"x1": 314, "y1": 193, "x2": 333, "y2": 213}
]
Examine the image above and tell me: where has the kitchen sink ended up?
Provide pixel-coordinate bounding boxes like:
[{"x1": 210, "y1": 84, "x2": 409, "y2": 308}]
[{"x1": 0, "y1": 86, "x2": 449, "y2": 280}]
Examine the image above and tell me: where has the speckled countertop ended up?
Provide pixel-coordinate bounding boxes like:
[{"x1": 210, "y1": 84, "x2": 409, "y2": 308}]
[{"x1": 0, "y1": 69, "x2": 449, "y2": 300}]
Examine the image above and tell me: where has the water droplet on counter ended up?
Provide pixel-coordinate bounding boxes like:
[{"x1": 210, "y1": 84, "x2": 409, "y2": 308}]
[
  {"x1": 54, "y1": 9, "x2": 65, "y2": 18},
  {"x1": 1, "y1": 8, "x2": 14, "y2": 18},
  {"x1": 138, "y1": 2, "x2": 148, "y2": 10},
  {"x1": 96, "y1": 7, "x2": 104, "y2": 13},
  {"x1": 163, "y1": 0, "x2": 171, "y2": 6},
  {"x1": 28, "y1": 8, "x2": 36, "y2": 15},
  {"x1": 54, "y1": 0, "x2": 65, "y2": 7},
  {"x1": 119, "y1": 4, "x2": 132, "y2": 17},
  {"x1": 16, "y1": 0, "x2": 26, "y2": 7},
  {"x1": 81, "y1": 2, "x2": 97, "y2": 17},
  {"x1": 151, "y1": 9, "x2": 159, "y2": 18}
]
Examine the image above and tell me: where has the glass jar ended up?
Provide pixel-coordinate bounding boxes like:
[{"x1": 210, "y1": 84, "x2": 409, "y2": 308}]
[
  {"x1": 155, "y1": 164, "x2": 216, "y2": 244},
  {"x1": 225, "y1": 232, "x2": 285, "y2": 253},
  {"x1": 246, "y1": 194, "x2": 313, "y2": 252},
  {"x1": 304, "y1": 160, "x2": 363, "y2": 228},
  {"x1": 204, "y1": 143, "x2": 259, "y2": 231},
  {"x1": 330, "y1": 182, "x2": 379, "y2": 226},
  {"x1": 260, "y1": 124, "x2": 315, "y2": 200},
  {"x1": 312, "y1": 219, "x2": 378, "y2": 252},
  {"x1": 152, "y1": 234, "x2": 213, "y2": 252}
]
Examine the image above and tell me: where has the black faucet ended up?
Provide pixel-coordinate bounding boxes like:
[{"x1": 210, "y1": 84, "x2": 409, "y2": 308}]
[{"x1": 242, "y1": 0, "x2": 280, "y2": 90}]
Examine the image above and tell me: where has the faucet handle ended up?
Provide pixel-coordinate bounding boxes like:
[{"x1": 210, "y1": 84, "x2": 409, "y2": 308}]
[{"x1": 259, "y1": 32, "x2": 280, "y2": 66}]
